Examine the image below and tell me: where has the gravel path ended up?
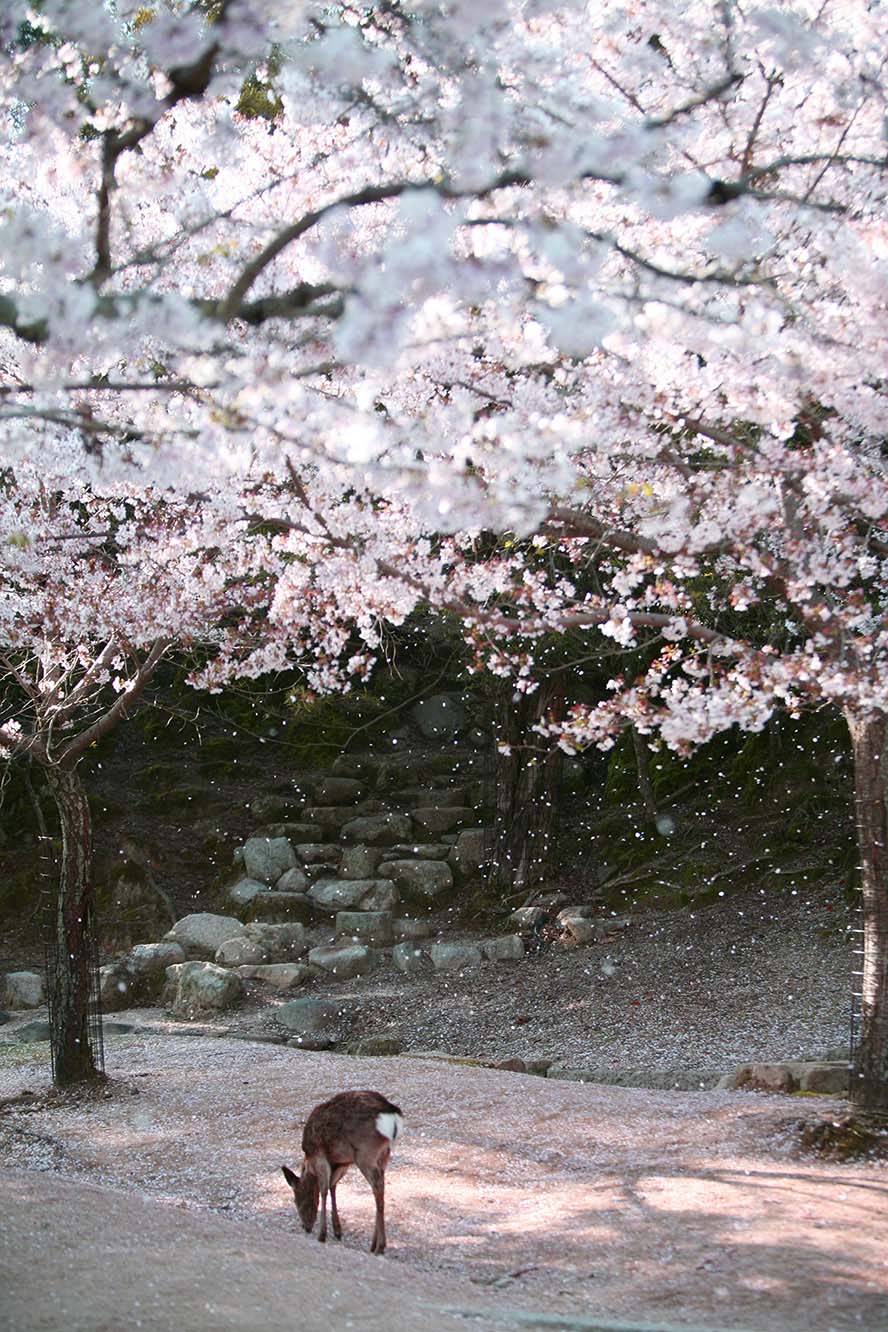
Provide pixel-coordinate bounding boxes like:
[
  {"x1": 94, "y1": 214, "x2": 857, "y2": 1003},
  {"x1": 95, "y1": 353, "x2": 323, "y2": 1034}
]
[
  {"x1": 0, "y1": 879, "x2": 878, "y2": 1332},
  {"x1": 1, "y1": 1037, "x2": 887, "y2": 1332}
]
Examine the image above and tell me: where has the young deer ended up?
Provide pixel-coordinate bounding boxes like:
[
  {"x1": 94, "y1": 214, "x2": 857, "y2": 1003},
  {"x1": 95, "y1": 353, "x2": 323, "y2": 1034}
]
[{"x1": 282, "y1": 1089, "x2": 403, "y2": 1255}]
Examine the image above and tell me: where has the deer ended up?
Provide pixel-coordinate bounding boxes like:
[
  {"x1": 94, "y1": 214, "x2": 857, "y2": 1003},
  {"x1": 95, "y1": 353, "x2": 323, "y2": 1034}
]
[{"x1": 282, "y1": 1089, "x2": 403, "y2": 1255}]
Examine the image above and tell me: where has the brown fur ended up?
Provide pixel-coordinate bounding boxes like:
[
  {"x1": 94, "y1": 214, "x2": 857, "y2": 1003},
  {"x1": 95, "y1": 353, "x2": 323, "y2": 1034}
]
[{"x1": 282, "y1": 1090, "x2": 402, "y2": 1254}]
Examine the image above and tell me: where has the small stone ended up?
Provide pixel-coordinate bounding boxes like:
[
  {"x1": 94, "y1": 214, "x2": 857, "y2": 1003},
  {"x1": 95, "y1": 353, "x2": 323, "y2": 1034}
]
[
  {"x1": 313, "y1": 776, "x2": 365, "y2": 804},
  {"x1": 236, "y1": 963, "x2": 313, "y2": 991},
  {"x1": 509, "y1": 907, "x2": 547, "y2": 930},
  {"x1": 339, "y1": 845, "x2": 386, "y2": 879},
  {"x1": 307, "y1": 945, "x2": 376, "y2": 980},
  {"x1": 430, "y1": 942, "x2": 483, "y2": 972},
  {"x1": 294, "y1": 843, "x2": 342, "y2": 864},
  {"x1": 392, "y1": 942, "x2": 430, "y2": 974},
  {"x1": 341, "y1": 813, "x2": 412, "y2": 845},
  {"x1": 343, "y1": 1035, "x2": 404, "y2": 1056},
  {"x1": 225, "y1": 877, "x2": 269, "y2": 908},
  {"x1": 164, "y1": 913, "x2": 244, "y2": 960},
  {"x1": 481, "y1": 935, "x2": 525, "y2": 963},
  {"x1": 393, "y1": 918, "x2": 434, "y2": 941},
  {"x1": 410, "y1": 693, "x2": 467, "y2": 739},
  {"x1": 244, "y1": 922, "x2": 308, "y2": 961},
  {"x1": 449, "y1": 828, "x2": 488, "y2": 877},
  {"x1": 800, "y1": 1063, "x2": 849, "y2": 1095},
  {"x1": 1, "y1": 971, "x2": 44, "y2": 1010},
  {"x1": 242, "y1": 837, "x2": 298, "y2": 885},
  {"x1": 214, "y1": 934, "x2": 268, "y2": 967},
  {"x1": 559, "y1": 914, "x2": 597, "y2": 946},
  {"x1": 245, "y1": 892, "x2": 313, "y2": 925},
  {"x1": 276, "y1": 865, "x2": 310, "y2": 893},
  {"x1": 13, "y1": 1019, "x2": 51, "y2": 1043},
  {"x1": 335, "y1": 911, "x2": 394, "y2": 945},
  {"x1": 309, "y1": 878, "x2": 398, "y2": 914},
  {"x1": 377, "y1": 858, "x2": 453, "y2": 905},
  {"x1": 411, "y1": 807, "x2": 473, "y2": 835},
  {"x1": 277, "y1": 996, "x2": 353, "y2": 1046},
  {"x1": 167, "y1": 961, "x2": 244, "y2": 1013}
]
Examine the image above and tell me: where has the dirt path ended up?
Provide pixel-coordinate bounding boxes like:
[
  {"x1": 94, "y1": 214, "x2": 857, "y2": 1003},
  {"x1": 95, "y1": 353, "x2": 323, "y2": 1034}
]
[{"x1": 2, "y1": 1032, "x2": 887, "y2": 1332}]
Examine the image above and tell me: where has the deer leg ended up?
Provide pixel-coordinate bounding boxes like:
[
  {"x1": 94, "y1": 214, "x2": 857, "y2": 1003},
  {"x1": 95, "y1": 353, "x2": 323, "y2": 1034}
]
[
  {"x1": 357, "y1": 1158, "x2": 387, "y2": 1255},
  {"x1": 329, "y1": 1163, "x2": 349, "y2": 1241},
  {"x1": 315, "y1": 1156, "x2": 331, "y2": 1243}
]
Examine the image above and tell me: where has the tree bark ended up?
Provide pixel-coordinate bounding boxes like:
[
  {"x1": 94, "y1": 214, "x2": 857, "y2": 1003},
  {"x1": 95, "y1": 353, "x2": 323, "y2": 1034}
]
[
  {"x1": 43, "y1": 764, "x2": 102, "y2": 1086},
  {"x1": 845, "y1": 708, "x2": 888, "y2": 1114},
  {"x1": 489, "y1": 678, "x2": 565, "y2": 898}
]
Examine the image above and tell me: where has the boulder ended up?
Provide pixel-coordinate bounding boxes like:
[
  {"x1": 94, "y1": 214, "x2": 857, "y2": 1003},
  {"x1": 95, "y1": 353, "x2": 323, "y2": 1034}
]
[
  {"x1": 430, "y1": 942, "x2": 483, "y2": 972},
  {"x1": 294, "y1": 843, "x2": 342, "y2": 864},
  {"x1": 335, "y1": 911, "x2": 393, "y2": 945},
  {"x1": 339, "y1": 845, "x2": 386, "y2": 879},
  {"x1": 1, "y1": 971, "x2": 44, "y2": 1010},
  {"x1": 448, "y1": 828, "x2": 488, "y2": 877},
  {"x1": 166, "y1": 961, "x2": 244, "y2": 1013},
  {"x1": 246, "y1": 892, "x2": 313, "y2": 925},
  {"x1": 244, "y1": 922, "x2": 308, "y2": 961},
  {"x1": 277, "y1": 996, "x2": 354, "y2": 1048},
  {"x1": 100, "y1": 941, "x2": 186, "y2": 1011},
  {"x1": 392, "y1": 942, "x2": 430, "y2": 974},
  {"x1": 377, "y1": 858, "x2": 453, "y2": 905},
  {"x1": 308, "y1": 944, "x2": 376, "y2": 979},
  {"x1": 411, "y1": 807, "x2": 473, "y2": 835},
  {"x1": 410, "y1": 693, "x2": 467, "y2": 739},
  {"x1": 225, "y1": 877, "x2": 269, "y2": 909},
  {"x1": 236, "y1": 963, "x2": 313, "y2": 991},
  {"x1": 164, "y1": 913, "x2": 244, "y2": 960},
  {"x1": 341, "y1": 813, "x2": 412, "y2": 845},
  {"x1": 309, "y1": 878, "x2": 398, "y2": 914},
  {"x1": 276, "y1": 865, "x2": 310, "y2": 893},
  {"x1": 481, "y1": 934, "x2": 525, "y2": 963},
  {"x1": 313, "y1": 776, "x2": 365, "y2": 805},
  {"x1": 242, "y1": 836, "x2": 298, "y2": 885}
]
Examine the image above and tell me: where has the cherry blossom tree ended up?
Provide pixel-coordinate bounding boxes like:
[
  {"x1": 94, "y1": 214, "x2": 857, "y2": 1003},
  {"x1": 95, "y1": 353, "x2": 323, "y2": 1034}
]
[
  {"x1": 1, "y1": 2, "x2": 887, "y2": 1108},
  {"x1": 0, "y1": 471, "x2": 277, "y2": 1082}
]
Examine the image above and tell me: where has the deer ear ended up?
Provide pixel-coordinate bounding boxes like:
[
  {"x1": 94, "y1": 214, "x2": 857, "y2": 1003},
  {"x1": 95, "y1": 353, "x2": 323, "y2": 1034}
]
[{"x1": 282, "y1": 1165, "x2": 300, "y2": 1190}]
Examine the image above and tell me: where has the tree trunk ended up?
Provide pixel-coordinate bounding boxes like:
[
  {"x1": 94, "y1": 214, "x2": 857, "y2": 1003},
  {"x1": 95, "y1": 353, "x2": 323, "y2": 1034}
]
[
  {"x1": 43, "y1": 764, "x2": 102, "y2": 1086},
  {"x1": 489, "y1": 679, "x2": 565, "y2": 898},
  {"x1": 845, "y1": 708, "x2": 888, "y2": 1114}
]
